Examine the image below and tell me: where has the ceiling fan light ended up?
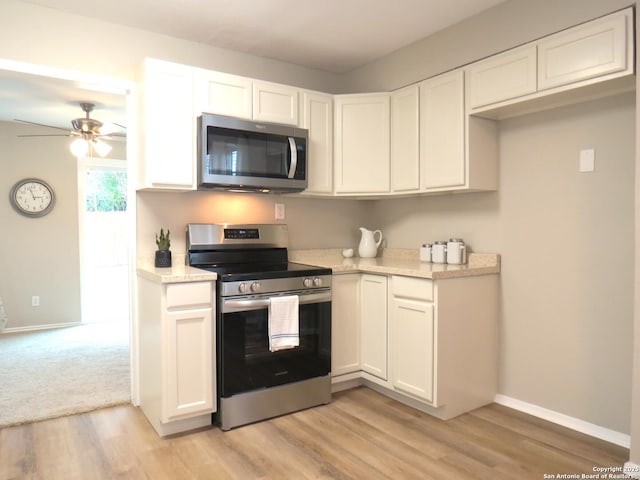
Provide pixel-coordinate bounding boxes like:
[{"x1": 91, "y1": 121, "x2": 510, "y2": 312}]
[
  {"x1": 92, "y1": 138, "x2": 112, "y2": 157},
  {"x1": 70, "y1": 137, "x2": 89, "y2": 158}
]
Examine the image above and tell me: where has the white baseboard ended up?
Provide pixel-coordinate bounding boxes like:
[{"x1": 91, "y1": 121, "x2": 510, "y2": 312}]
[
  {"x1": 624, "y1": 461, "x2": 640, "y2": 479},
  {"x1": 0, "y1": 322, "x2": 82, "y2": 335},
  {"x1": 494, "y1": 394, "x2": 630, "y2": 448}
]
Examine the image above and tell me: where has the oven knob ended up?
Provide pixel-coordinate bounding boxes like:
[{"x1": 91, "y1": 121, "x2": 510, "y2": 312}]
[
  {"x1": 303, "y1": 277, "x2": 313, "y2": 288},
  {"x1": 250, "y1": 282, "x2": 261, "y2": 293},
  {"x1": 238, "y1": 283, "x2": 249, "y2": 294},
  {"x1": 313, "y1": 277, "x2": 323, "y2": 287}
]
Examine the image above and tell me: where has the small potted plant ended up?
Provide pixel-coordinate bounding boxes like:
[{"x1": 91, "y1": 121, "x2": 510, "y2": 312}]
[{"x1": 154, "y1": 228, "x2": 172, "y2": 268}]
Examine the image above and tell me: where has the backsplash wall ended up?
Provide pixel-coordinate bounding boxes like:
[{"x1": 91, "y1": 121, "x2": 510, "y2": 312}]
[{"x1": 136, "y1": 191, "x2": 369, "y2": 260}]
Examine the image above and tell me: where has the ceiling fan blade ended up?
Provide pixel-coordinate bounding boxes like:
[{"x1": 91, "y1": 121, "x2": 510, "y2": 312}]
[
  {"x1": 14, "y1": 119, "x2": 71, "y2": 132},
  {"x1": 99, "y1": 122, "x2": 127, "y2": 135}
]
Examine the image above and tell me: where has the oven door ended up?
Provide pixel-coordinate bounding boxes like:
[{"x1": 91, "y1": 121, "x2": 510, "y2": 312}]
[{"x1": 218, "y1": 289, "x2": 331, "y2": 398}]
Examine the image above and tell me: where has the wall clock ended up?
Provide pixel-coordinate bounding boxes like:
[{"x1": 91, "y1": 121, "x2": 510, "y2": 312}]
[{"x1": 9, "y1": 178, "x2": 56, "y2": 217}]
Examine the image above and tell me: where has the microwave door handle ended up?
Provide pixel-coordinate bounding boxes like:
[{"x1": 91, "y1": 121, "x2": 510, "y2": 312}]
[{"x1": 287, "y1": 137, "x2": 297, "y2": 179}]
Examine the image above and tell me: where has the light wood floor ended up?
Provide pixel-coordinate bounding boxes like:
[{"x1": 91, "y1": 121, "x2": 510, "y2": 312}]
[{"x1": 0, "y1": 387, "x2": 628, "y2": 480}]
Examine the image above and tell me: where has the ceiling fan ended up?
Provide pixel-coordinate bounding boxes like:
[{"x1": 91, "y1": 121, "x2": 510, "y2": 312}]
[{"x1": 15, "y1": 102, "x2": 126, "y2": 158}]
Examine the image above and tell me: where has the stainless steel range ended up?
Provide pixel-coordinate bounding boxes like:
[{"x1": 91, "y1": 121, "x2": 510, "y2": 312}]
[{"x1": 186, "y1": 223, "x2": 332, "y2": 430}]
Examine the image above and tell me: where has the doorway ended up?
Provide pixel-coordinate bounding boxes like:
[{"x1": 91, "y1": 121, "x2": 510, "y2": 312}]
[{"x1": 79, "y1": 158, "x2": 129, "y2": 325}]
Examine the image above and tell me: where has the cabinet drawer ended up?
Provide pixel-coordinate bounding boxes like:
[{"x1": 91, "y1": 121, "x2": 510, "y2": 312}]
[
  {"x1": 391, "y1": 276, "x2": 433, "y2": 301},
  {"x1": 166, "y1": 282, "x2": 212, "y2": 309}
]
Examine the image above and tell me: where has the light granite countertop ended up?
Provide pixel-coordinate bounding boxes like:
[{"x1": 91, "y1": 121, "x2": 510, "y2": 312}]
[
  {"x1": 137, "y1": 254, "x2": 217, "y2": 284},
  {"x1": 289, "y1": 249, "x2": 500, "y2": 280},
  {"x1": 137, "y1": 249, "x2": 500, "y2": 284}
]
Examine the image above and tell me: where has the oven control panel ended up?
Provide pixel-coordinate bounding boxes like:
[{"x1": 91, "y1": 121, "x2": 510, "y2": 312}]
[{"x1": 221, "y1": 275, "x2": 332, "y2": 297}]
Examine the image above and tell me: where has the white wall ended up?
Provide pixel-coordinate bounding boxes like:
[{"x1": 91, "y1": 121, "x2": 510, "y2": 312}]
[
  {"x1": 0, "y1": 121, "x2": 81, "y2": 329},
  {"x1": 136, "y1": 191, "x2": 368, "y2": 260}
]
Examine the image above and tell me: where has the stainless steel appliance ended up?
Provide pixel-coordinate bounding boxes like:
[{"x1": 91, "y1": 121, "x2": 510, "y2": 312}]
[
  {"x1": 197, "y1": 114, "x2": 308, "y2": 193},
  {"x1": 186, "y1": 223, "x2": 331, "y2": 430}
]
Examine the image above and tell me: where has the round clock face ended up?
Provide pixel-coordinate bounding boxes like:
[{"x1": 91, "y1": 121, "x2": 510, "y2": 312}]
[{"x1": 10, "y1": 178, "x2": 56, "y2": 217}]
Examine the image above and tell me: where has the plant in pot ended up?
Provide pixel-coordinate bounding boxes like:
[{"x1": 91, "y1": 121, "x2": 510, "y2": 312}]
[{"x1": 154, "y1": 228, "x2": 172, "y2": 268}]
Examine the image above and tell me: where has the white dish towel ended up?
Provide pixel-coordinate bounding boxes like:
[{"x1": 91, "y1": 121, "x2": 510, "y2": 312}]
[{"x1": 268, "y1": 295, "x2": 300, "y2": 352}]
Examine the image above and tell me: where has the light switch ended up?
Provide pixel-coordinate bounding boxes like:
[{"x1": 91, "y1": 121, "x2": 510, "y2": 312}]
[
  {"x1": 275, "y1": 203, "x2": 285, "y2": 220},
  {"x1": 579, "y1": 149, "x2": 595, "y2": 172}
]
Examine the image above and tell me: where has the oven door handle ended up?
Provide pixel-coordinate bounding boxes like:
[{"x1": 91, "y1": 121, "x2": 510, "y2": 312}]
[{"x1": 222, "y1": 291, "x2": 331, "y2": 313}]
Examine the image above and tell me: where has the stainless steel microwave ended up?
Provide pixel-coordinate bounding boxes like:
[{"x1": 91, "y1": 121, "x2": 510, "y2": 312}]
[{"x1": 197, "y1": 113, "x2": 308, "y2": 193}]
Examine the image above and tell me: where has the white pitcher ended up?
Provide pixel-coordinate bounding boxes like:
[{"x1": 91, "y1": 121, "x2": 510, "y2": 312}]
[{"x1": 358, "y1": 227, "x2": 382, "y2": 258}]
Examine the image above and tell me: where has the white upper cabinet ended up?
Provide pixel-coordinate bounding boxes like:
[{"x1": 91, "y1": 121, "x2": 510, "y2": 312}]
[
  {"x1": 537, "y1": 9, "x2": 632, "y2": 91},
  {"x1": 137, "y1": 58, "x2": 196, "y2": 191},
  {"x1": 466, "y1": 45, "x2": 537, "y2": 109},
  {"x1": 253, "y1": 81, "x2": 299, "y2": 125},
  {"x1": 193, "y1": 69, "x2": 253, "y2": 119},
  {"x1": 467, "y1": 8, "x2": 633, "y2": 114},
  {"x1": 334, "y1": 93, "x2": 390, "y2": 194},
  {"x1": 301, "y1": 91, "x2": 334, "y2": 194},
  {"x1": 420, "y1": 69, "x2": 466, "y2": 190},
  {"x1": 390, "y1": 85, "x2": 420, "y2": 193}
]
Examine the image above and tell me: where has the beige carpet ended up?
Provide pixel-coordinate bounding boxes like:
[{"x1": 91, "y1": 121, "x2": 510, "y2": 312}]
[{"x1": 0, "y1": 322, "x2": 130, "y2": 428}]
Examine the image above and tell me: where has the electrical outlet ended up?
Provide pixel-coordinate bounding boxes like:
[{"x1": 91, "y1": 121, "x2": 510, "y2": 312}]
[
  {"x1": 32, "y1": 296, "x2": 40, "y2": 307},
  {"x1": 275, "y1": 203, "x2": 285, "y2": 220}
]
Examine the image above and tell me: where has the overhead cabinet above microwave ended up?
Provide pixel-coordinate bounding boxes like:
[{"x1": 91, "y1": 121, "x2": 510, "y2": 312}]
[{"x1": 194, "y1": 69, "x2": 299, "y2": 126}]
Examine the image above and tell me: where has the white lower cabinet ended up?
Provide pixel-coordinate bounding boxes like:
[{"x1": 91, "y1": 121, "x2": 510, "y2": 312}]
[
  {"x1": 138, "y1": 278, "x2": 216, "y2": 436},
  {"x1": 333, "y1": 272, "x2": 497, "y2": 420},
  {"x1": 331, "y1": 274, "x2": 361, "y2": 378},
  {"x1": 390, "y1": 295, "x2": 435, "y2": 403},
  {"x1": 360, "y1": 274, "x2": 388, "y2": 380}
]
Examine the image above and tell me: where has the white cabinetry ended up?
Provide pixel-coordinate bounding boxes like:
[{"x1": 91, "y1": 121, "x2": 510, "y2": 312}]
[
  {"x1": 193, "y1": 72, "x2": 298, "y2": 125},
  {"x1": 390, "y1": 85, "x2": 420, "y2": 193},
  {"x1": 138, "y1": 278, "x2": 215, "y2": 436},
  {"x1": 466, "y1": 46, "x2": 537, "y2": 109},
  {"x1": 420, "y1": 69, "x2": 466, "y2": 190},
  {"x1": 333, "y1": 271, "x2": 498, "y2": 420},
  {"x1": 467, "y1": 8, "x2": 633, "y2": 115},
  {"x1": 537, "y1": 10, "x2": 631, "y2": 91},
  {"x1": 390, "y1": 276, "x2": 435, "y2": 403},
  {"x1": 360, "y1": 274, "x2": 388, "y2": 380},
  {"x1": 334, "y1": 94, "x2": 390, "y2": 194},
  {"x1": 194, "y1": 69, "x2": 253, "y2": 119},
  {"x1": 137, "y1": 58, "x2": 196, "y2": 190},
  {"x1": 253, "y1": 81, "x2": 299, "y2": 125},
  {"x1": 301, "y1": 91, "x2": 334, "y2": 194},
  {"x1": 331, "y1": 274, "x2": 361, "y2": 378}
]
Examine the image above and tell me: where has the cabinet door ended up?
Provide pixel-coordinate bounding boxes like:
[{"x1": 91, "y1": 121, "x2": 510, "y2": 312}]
[
  {"x1": 140, "y1": 59, "x2": 195, "y2": 190},
  {"x1": 390, "y1": 85, "x2": 420, "y2": 193},
  {"x1": 253, "y1": 81, "x2": 299, "y2": 125},
  {"x1": 391, "y1": 297, "x2": 435, "y2": 403},
  {"x1": 360, "y1": 274, "x2": 388, "y2": 380},
  {"x1": 331, "y1": 274, "x2": 360, "y2": 376},
  {"x1": 466, "y1": 45, "x2": 537, "y2": 109},
  {"x1": 538, "y1": 9, "x2": 631, "y2": 91},
  {"x1": 334, "y1": 94, "x2": 390, "y2": 194},
  {"x1": 301, "y1": 91, "x2": 334, "y2": 194},
  {"x1": 194, "y1": 69, "x2": 252, "y2": 119},
  {"x1": 164, "y1": 307, "x2": 214, "y2": 421},
  {"x1": 420, "y1": 70, "x2": 465, "y2": 190}
]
